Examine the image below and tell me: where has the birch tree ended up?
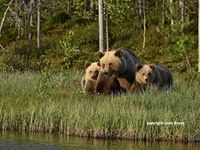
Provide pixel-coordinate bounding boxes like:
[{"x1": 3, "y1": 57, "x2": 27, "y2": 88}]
[
  {"x1": 27, "y1": 0, "x2": 34, "y2": 61},
  {"x1": 180, "y1": 0, "x2": 184, "y2": 31},
  {"x1": 142, "y1": 0, "x2": 146, "y2": 49},
  {"x1": 199, "y1": 0, "x2": 200, "y2": 72},
  {"x1": 105, "y1": 10, "x2": 109, "y2": 51},
  {"x1": 162, "y1": 0, "x2": 165, "y2": 24},
  {"x1": 135, "y1": 0, "x2": 142, "y2": 31},
  {"x1": 169, "y1": 0, "x2": 174, "y2": 26},
  {"x1": 0, "y1": 0, "x2": 14, "y2": 37},
  {"x1": 99, "y1": 0, "x2": 104, "y2": 52},
  {"x1": 37, "y1": 0, "x2": 40, "y2": 49}
]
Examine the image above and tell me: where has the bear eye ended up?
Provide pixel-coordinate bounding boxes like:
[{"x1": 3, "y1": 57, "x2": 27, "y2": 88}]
[
  {"x1": 89, "y1": 71, "x2": 92, "y2": 74},
  {"x1": 102, "y1": 64, "x2": 105, "y2": 69},
  {"x1": 142, "y1": 73, "x2": 145, "y2": 76},
  {"x1": 109, "y1": 63, "x2": 112, "y2": 66},
  {"x1": 95, "y1": 70, "x2": 98, "y2": 74}
]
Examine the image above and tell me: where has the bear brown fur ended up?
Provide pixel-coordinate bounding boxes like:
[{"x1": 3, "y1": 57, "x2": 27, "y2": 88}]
[
  {"x1": 128, "y1": 63, "x2": 173, "y2": 93},
  {"x1": 128, "y1": 80, "x2": 147, "y2": 93},
  {"x1": 97, "y1": 48, "x2": 140, "y2": 90},
  {"x1": 95, "y1": 73, "x2": 122, "y2": 95},
  {"x1": 81, "y1": 61, "x2": 100, "y2": 94}
]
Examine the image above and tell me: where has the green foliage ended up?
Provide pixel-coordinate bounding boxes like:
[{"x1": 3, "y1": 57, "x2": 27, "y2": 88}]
[
  {"x1": 51, "y1": 11, "x2": 71, "y2": 24},
  {"x1": 169, "y1": 33, "x2": 196, "y2": 71},
  {"x1": 45, "y1": 11, "x2": 71, "y2": 30},
  {"x1": 60, "y1": 31, "x2": 77, "y2": 69},
  {"x1": 174, "y1": 35, "x2": 192, "y2": 57},
  {"x1": 106, "y1": 0, "x2": 132, "y2": 24},
  {"x1": 65, "y1": 22, "x2": 98, "y2": 51},
  {"x1": 0, "y1": 54, "x2": 8, "y2": 71},
  {"x1": 37, "y1": 69, "x2": 55, "y2": 97},
  {"x1": 0, "y1": 0, "x2": 198, "y2": 72}
]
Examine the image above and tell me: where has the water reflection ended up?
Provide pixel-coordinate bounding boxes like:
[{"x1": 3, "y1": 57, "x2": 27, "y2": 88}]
[{"x1": 0, "y1": 132, "x2": 199, "y2": 150}]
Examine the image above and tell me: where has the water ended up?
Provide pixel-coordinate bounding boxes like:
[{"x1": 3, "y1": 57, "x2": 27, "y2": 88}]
[{"x1": 0, "y1": 132, "x2": 199, "y2": 150}]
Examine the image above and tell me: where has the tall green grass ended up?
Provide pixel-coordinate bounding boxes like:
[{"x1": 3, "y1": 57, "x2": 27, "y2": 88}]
[{"x1": 0, "y1": 71, "x2": 199, "y2": 142}]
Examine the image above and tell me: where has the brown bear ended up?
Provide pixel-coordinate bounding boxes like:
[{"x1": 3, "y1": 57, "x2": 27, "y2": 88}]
[
  {"x1": 128, "y1": 63, "x2": 173, "y2": 93},
  {"x1": 97, "y1": 48, "x2": 140, "y2": 90},
  {"x1": 128, "y1": 80, "x2": 147, "y2": 94},
  {"x1": 81, "y1": 61, "x2": 100, "y2": 94},
  {"x1": 94, "y1": 73, "x2": 123, "y2": 95}
]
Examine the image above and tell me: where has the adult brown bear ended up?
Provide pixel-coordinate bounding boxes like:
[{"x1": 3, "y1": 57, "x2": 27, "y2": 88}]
[
  {"x1": 96, "y1": 48, "x2": 140, "y2": 91},
  {"x1": 94, "y1": 73, "x2": 123, "y2": 95}
]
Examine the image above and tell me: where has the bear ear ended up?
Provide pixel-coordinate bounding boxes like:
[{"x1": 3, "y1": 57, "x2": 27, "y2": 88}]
[
  {"x1": 98, "y1": 52, "x2": 105, "y2": 58},
  {"x1": 149, "y1": 64, "x2": 156, "y2": 70},
  {"x1": 97, "y1": 61, "x2": 100, "y2": 66},
  {"x1": 115, "y1": 50, "x2": 122, "y2": 57},
  {"x1": 136, "y1": 64, "x2": 143, "y2": 72},
  {"x1": 85, "y1": 61, "x2": 91, "y2": 69}
]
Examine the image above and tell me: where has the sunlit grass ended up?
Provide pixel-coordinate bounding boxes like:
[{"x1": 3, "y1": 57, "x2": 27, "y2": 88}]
[{"x1": 0, "y1": 71, "x2": 199, "y2": 142}]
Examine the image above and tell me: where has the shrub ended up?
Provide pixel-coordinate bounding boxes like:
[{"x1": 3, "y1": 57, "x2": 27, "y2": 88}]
[{"x1": 60, "y1": 31, "x2": 77, "y2": 69}]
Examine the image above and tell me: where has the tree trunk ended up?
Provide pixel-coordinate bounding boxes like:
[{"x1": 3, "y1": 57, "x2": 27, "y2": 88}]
[
  {"x1": 85, "y1": 0, "x2": 91, "y2": 12},
  {"x1": 198, "y1": 0, "x2": 200, "y2": 72},
  {"x1": 180, "y1": 0, "x2": 184, "y2": 32},
  {"x1": 162, "y1": 0, "x2": 165, "y2": 24},
  {"x1": 28, "y1": 1, "x2": 33, "y2": 41},
  {"x1": 0, "y1": 0, "x2": 14, "y2": 37},
  {"x1": 90, "y1": 0, "x2": 95, "y2": 14},
  {"x1": 138, "y1": 0, "x2": 142, "y2": 16},
  {"x1": 27, "y1": 0, "x2": 33, "y2": 61},
  {"x1": 67, "y1": 1, "x2": 70, "y2": 12},
  {"x1": 142, "y1": 0, "x2": 146, "y2": 49},
  {"x1": 99, "y1": 0, "x2": 104, "y2": 52},
  {"x1": 135, "y1": 0, "x2": 139, "y2": 31},
  {"x1": 22, "y1": 1, "x2": 28, "y2": 40},
  {"x1": 169, "y1": 0, "x2": 174, "y2": 26},
  {"x1": 135, "y1": 0, "x2": 142, "y2": 32},
  {"x1": 105, "y1": 12, "x2": 109, "y2": 51},
  {"x1": 37, "y1": 0, "x2": 40, "y2": 49},
  {"x1": 185, "y1": 53, "x2": 192, "y2": 72}
]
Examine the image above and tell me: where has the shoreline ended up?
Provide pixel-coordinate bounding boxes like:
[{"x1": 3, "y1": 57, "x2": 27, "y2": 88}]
[
  {"x1": 0, "y1": 128, "x2": 200, "y2": 143},
  {"x1": 0, "y1": 71, "x2": 199, "y2": 144}
]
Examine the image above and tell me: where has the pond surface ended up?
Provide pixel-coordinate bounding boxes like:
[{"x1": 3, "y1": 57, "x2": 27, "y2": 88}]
[{"x1": 0, "y1": 132, "x2": 199, "y2": 150}]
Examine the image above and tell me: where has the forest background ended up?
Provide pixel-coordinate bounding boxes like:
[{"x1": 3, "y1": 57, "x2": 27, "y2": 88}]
[{"x1": 0, "y1": 0, "x2": 198, "y2": 72}]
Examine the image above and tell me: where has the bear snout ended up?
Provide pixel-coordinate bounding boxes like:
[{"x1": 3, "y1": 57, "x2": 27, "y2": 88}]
[
  {"x1": 103, "y1": 71, "x2": 110, "y2": 76},
  {"x1": 142, "y1": 78, "x2": 149, "y2": 85},
  {"x1": 92, "y1": 76, "x2": 97, "y2": 80}
]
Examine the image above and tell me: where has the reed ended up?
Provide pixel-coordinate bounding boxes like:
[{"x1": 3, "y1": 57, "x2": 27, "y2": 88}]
[{"x1": 0, "y1": 71, "x2": 199, "y2": 142}]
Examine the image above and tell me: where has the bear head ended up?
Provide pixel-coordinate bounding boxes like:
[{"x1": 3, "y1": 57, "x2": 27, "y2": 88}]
[
  {"x1": 98, "y1": 50, "x2": 123, "y2": 77},
  {"x1": 135, "y1": 64, "x2": 156, "y2": 85},
  {"x1": 85, "y1": 61, "x2": 100, "y2": 81}
]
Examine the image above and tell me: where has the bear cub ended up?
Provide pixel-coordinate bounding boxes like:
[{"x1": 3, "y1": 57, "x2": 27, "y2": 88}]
[
  {"x1": 129, "y1": 64, "x2": 173, "y2": 93},
  {"x1": 81, "y1": 61, "x2": 100, "y2": 94}
]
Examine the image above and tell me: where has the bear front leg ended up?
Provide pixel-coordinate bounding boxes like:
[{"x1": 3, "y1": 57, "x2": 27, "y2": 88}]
[
  {"x1": 128, "y1": 81, "x2": 146, "y2": 94},
  {"x1": 117, "y1": 78, "x2": 132, "y2": 91}
]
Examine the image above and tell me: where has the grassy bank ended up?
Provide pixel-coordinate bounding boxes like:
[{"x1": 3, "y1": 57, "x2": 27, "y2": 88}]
[{"x1": 0, "y1": 71, "x2": 200, "y2": 142}]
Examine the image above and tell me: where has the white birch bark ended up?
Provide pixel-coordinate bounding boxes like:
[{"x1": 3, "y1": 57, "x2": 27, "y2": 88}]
[
  {"x1": 142, "y1": 0, "x2": 146, "y2": 49},
  {"x1": 0, "y1": 0, "x2": 14, "y2": 37},
  {"x1": 37, "y1": 0, "x2": 40, "y2": 49},
  {"x1": 99, "y1": 0, "x2": 104, "y2": 52}
]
